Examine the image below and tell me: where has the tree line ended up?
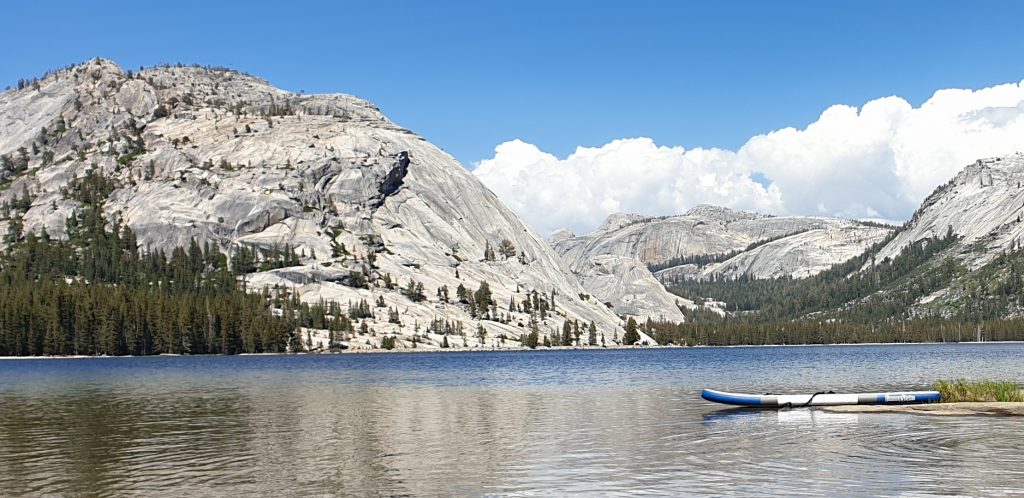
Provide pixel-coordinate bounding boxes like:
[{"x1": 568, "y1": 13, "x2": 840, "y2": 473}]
[
  {"x1": 660, "y1": 224, "x2": 1024, "y2": 345},
  {"x1": 0, "y1": 171, "x2": 315, "y2": 356},
  {"x1": 648, "y1": 229, "x2": 812, "y2": 273},
  {"x1": 667, "y1": 228, "x2": 956, "y2": 321},
  {"x1": 640, "y1": 316, "x2": 1024, "y2": 346}
]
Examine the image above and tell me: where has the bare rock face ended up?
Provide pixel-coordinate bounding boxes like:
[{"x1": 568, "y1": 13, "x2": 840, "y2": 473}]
[
  {"x1": 573, "y1": 255, "x2": 689, "y2": 323},
  {"x1": 555, "y1": 206, "x2": 893, "y2": 281},
  {"x1": 875, "y1": 154, "x2": 1024, "y2": 269},
  {"x1": 548, "y1": 206, "x2": 892, "y2": 322},
  {"x1": 675, "y1": 224, "x2": 893, "y2": 281},
  {"x1": 0, "y1": 58, "x2": 626, "y2": 349}
]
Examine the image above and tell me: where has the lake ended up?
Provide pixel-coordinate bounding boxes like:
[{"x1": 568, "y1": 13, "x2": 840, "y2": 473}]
[{"x1": 1, "y1": 343, "x2": 1022, "y2": 496}]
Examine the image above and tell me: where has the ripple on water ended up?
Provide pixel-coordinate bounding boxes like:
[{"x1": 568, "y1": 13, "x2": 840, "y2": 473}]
[{"x1": 0, "y1": 345, "x2": 1023, "y2": 496}]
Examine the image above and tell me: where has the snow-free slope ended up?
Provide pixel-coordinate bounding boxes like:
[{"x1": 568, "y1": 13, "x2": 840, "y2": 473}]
[
  {"x1": 554, "y1": 205, "x2": 892, "y2": 279},
  {"x1": 571, "y1": 255, "x2": 690, "y2": 323},
  {"x1": 875, "y1": 154, "x2": 1024, "y2": 269},
  {"x1": 0, "y1": 59, "x2": 626, "y2": 349},
  {"x1": 549, "y1": 206, "x2": 891, "y2": 322},
  {"x1": 681, "y1": 224, "x2": 892, "y2": 281}
]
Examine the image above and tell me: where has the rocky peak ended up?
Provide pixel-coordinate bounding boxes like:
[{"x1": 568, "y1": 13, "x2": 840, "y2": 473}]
[
  {"x1": 548, "y1": 228, "x2": 576, "y2": 244},
  {"x1": 139, "y1": 63, "x2": 386, "y2": 124},
  {"x1": 49, "y1": 57, "x2": 127, "y2": 82},
  {"x1": 683, "y1": 204, "x2": 762, "y2": 223},
  {"x1": 596, "y1": 212, "x2": 650, "y2": 233}
]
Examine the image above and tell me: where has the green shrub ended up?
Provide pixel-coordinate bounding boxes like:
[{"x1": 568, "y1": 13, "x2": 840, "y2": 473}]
[{"x1": 934, "y1": 379, "x2": 1024, "y2": 402}]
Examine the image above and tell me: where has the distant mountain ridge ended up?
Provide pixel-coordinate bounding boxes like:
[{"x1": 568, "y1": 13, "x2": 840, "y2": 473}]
[
  {"x1": 547, "y1": 205, "x2": 894, "y2": 322},
  {"x1": 661, "y1": 153, "x2": 1024, "y2": 330},
  {"x1": 554, "y1": 205, "x2": 892, "y2": 279}
]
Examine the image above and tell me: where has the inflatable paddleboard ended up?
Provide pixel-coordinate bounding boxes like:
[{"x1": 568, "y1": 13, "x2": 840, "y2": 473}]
[{"x1": 701, "y1": 388, "x2": 941, "y2": 407}]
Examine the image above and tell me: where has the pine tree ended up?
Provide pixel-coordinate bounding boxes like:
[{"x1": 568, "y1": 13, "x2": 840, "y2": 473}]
[
  {"x1": 623, "y1": 317, "x2": 641, "y2": 345},
  {"x1": 524, "y1": 319, "x2": 540, "y2": 349},
  {"x1": 498, "y1": 238, "x2": 516, "y2": 259},
  {"x1": 474, "y1": 281, "x2": 492, "y2": 318},
  {"x1": 402, "y1": 279, "x2": 425, "y2": 302}
]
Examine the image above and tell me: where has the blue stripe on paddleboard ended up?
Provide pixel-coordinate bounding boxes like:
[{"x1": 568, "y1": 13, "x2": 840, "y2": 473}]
[{"x1": 701, "y1": 389, "x2": 764, "y2": 406}]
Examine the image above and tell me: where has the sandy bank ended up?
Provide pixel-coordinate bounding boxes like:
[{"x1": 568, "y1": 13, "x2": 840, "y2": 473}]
[{"x1": 822, "y1": 402, "x2": 1024, "y2": 416}]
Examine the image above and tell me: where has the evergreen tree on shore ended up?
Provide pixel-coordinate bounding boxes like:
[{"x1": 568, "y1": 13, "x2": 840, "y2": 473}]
[
  {"x1": 622, "y1": 317, "x2": 640, "y2": 345},
  {"x1": 0, "y1": 171, "x2": 361, "y2": 356}
]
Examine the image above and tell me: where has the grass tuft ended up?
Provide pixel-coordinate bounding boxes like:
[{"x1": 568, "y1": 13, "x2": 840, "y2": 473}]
[{"x1": 934, "y1": 379, "x2": 1024, "y2": 403}]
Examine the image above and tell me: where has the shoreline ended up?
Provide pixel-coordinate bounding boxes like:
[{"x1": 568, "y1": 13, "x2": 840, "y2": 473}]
[
  {"x1": 0, "y1": 340, "x2": 1020, "y2": 360},
  {"x1": 822, "y1": 402, "x2": 1024, "y2": 416}
]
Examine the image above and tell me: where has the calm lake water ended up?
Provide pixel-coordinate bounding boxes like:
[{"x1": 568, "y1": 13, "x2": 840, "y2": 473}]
[{"x1": 1, "y1": 343, "x2": 1023, "y2": 497}]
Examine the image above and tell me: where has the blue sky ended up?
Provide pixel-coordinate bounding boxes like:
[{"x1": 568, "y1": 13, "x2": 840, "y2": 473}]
[{"x1": 4, "y1": 1, "x2": 1024, "y2": 168}]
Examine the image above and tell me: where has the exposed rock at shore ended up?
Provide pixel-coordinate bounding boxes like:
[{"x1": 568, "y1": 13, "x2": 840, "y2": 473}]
[{"x1": 822, "y1": 402, "x2": 1024, "y2": 416}]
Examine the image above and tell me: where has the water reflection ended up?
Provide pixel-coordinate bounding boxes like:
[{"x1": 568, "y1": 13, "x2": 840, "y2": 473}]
[
  {"x1": 0, "y1": 388, "x2": 257, "y2": 495},
  {"x1": 0, "y1": 345, "x2": 1023, "y2": 496}
]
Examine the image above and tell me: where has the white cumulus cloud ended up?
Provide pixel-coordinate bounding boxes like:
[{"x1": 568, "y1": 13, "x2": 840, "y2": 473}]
[{"x1": 473, "y1": 80, "x2": 1024, "y2": 236}]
